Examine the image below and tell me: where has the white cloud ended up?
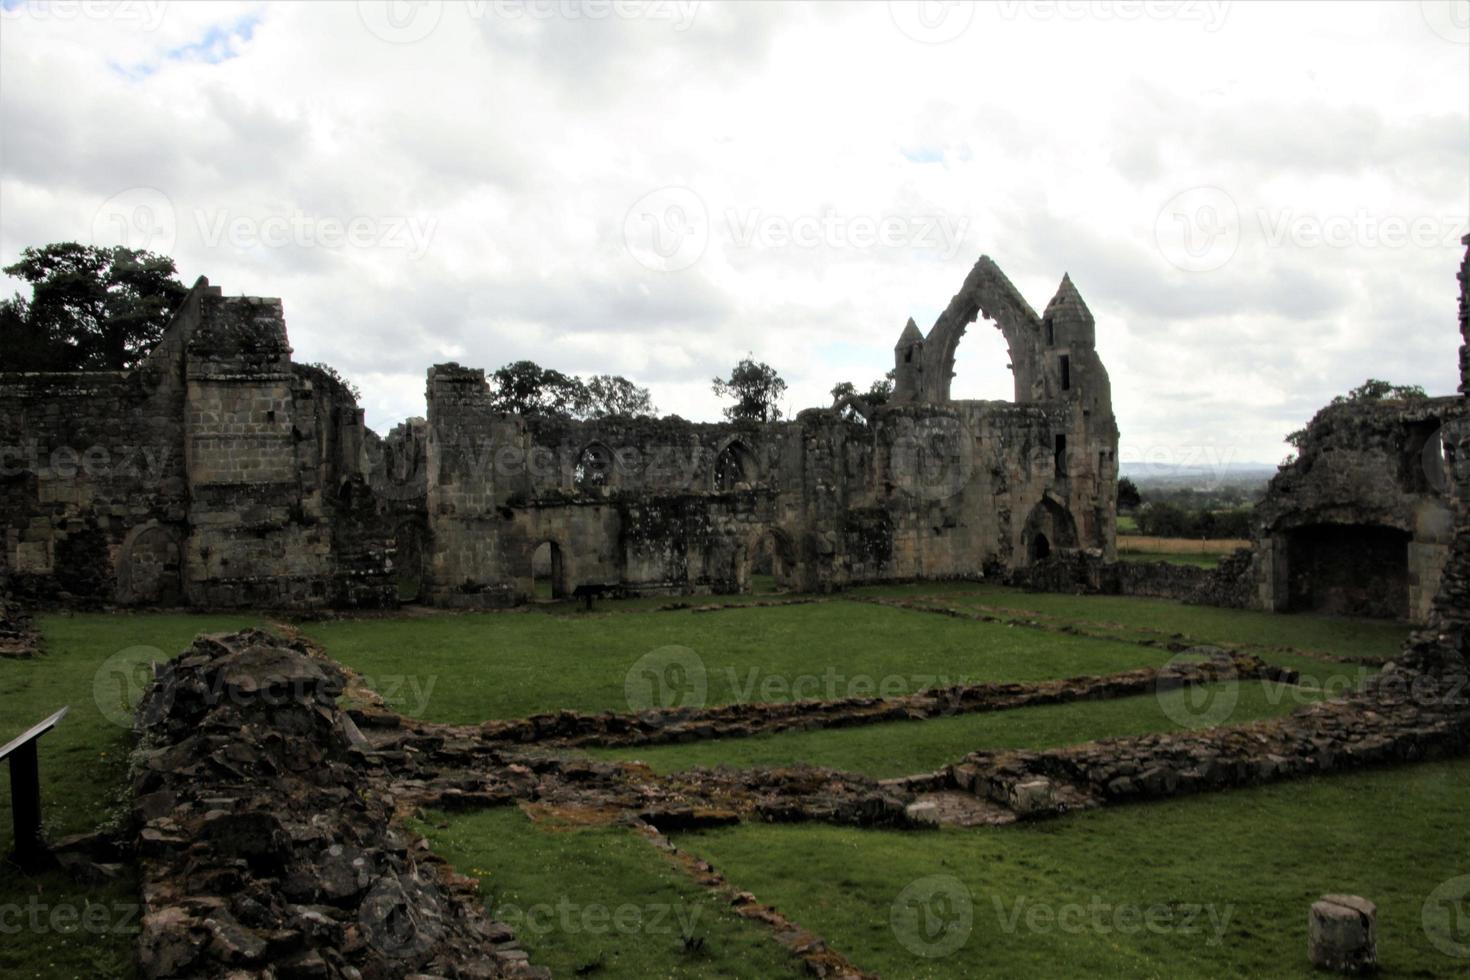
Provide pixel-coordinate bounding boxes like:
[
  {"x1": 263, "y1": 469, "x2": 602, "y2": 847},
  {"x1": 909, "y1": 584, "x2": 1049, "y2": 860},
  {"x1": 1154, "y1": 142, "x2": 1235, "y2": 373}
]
[{"x1": 1, "y1": 0, "x2": 1465, "y2": 463}]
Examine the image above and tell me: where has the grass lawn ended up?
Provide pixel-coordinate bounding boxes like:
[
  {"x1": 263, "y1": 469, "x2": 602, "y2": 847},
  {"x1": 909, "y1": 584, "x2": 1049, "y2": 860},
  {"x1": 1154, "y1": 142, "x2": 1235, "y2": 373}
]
[
  {"x1": 301, "y1": 603, "x2": 1172, "y2": 725},
  {"x1": 417, "y1": 806, "x2": 808, "y2": 978},
  {"x1": 0, "y1": 612, "x2": 260, "y2": 980},
  {"x1": 674, "y1": 759, "x2": 1470, "y2": 978},
  {"x1": 585, "y1": 679, "x2": 1329, "y2": 778},
  {"x1": 850, "y1": 582, "x2": 1409, "y2": 668},
  {"x1": 1118, "y1": 550, "x2": 1223, "y2": 569}
]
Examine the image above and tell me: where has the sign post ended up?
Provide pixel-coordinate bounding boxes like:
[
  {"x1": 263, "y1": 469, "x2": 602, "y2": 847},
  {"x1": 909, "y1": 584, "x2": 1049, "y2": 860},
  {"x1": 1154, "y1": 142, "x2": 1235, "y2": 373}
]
[{"x1": 1, "y1": 706, "x2": 68, "y2": 871}]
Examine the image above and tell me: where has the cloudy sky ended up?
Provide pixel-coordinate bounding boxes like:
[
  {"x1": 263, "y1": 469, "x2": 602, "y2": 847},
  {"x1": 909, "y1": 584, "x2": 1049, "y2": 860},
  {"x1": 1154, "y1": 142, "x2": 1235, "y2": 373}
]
[{"x1": 1, "y1": 0, "x2": 1466, "y2": 465}]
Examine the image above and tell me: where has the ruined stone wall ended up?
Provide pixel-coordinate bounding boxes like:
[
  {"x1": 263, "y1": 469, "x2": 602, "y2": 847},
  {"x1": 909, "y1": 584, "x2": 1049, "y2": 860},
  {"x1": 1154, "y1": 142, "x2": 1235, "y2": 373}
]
[
  {"x1": 414, "y1": 257, "x2": 1118, "y2": 606},
  {"x1": 1249, "y1": 395, "x2": 1462, "y2": 622},
  {"x1": 0, "y1": 278, "x2": 393, "y2": 608}
]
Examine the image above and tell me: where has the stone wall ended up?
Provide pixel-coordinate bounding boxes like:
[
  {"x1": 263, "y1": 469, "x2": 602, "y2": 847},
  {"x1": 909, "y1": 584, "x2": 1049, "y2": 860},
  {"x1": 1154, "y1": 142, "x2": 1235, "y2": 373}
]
[
  {"x1": 416, "y1": 256, "x2": 1119, "y2": 606},
  {"x1": 0, "y1": 278, "x2": 394, "y2": 609}
]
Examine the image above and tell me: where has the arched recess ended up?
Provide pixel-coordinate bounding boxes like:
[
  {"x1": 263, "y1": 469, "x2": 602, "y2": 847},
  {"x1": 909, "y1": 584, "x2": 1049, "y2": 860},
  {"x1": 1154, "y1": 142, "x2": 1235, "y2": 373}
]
[
  {"x1": 712, "y1": 440, "x2": 757, "y2": 492},
  {"x1": 115, "y1": 523, "x2": 183, "y2": 605},
  {"x1": 573, "y1": 441, "x2": 617, "y2": 492},
  {"x1": 530, "y1": 540, "x2": 568, "y2": 600},
  {"x1": 1021, "y1": 497, "x2": 1077, "y2": 565},
  {"x1": 920, "y1": 256, "x2": 1043, "y2": 403},
  {"x1": 741, "y1": 527, "x2": 798, "y2": 594}
]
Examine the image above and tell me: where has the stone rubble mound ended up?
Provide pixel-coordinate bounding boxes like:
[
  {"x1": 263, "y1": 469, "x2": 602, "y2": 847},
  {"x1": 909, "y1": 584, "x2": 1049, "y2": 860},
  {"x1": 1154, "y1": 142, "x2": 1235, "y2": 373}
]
[{"x1": 129, "y1": 628, "x2": 543, "y2": 979}]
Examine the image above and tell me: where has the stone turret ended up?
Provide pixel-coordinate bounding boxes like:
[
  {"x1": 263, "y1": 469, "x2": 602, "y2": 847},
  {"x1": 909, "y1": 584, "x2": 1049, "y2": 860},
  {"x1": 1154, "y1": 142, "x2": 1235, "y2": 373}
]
[
  {"x1": 891, "y1": 317, "x2": 925, "y2": 402},
  {"x1": 1041, "y1": 274, "x2": 1095, "y2": 349}
]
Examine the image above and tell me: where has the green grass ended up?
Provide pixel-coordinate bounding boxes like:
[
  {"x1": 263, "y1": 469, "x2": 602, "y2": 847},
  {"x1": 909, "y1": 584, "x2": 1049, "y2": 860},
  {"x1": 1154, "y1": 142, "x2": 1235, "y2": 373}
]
[
  {"x1": 585, "y1": 679, "x2": 1329, "y2": 778},
  {"x1": 674, "y1": 759, "x2": 1470, "y2": 978},
  {"x1": 1118, "y1": 551, "x2": 1223, "y2": 569},
  {"x1": 301, "y1": 603, "x2": 1172, "y2": 725},
  {"x1": 1117, "y1": 515, "x2": 1139, "y2": 533},
  {"x1": 417, "y1": 807, "x2": 807, "y2": 978},
  {"x1": 0, "y1": 612, "x2": 259, "y2": 980},
  {"x1": 850, "y1": 583, "x2": 1409, "y2": 668}
]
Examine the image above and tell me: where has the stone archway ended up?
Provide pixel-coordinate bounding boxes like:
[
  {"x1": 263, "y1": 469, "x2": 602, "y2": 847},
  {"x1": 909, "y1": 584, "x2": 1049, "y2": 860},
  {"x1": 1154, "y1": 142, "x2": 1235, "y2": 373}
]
[
  {"x1": 1021, "y1": 497, "x2": 1077, "y2": 565},
  {"x1": 712, "y1": 440, "x2": 756, "y2": 492},
  {"x1": 530, "y1": 540, "x2": 568, "y2": 600}
]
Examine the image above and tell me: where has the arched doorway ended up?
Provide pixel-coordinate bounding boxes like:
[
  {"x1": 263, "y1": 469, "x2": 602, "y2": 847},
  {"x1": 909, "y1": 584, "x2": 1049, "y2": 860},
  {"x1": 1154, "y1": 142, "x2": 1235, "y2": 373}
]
[
  {"x1": 1021, "y1": 498, "x2": 1076, "y2": 565},
  {"x1": 1029, "y1": 533, "x2": 1051, "y2": 562},
  {"x1": 531, "y1": 541, "x2": 567, "y2": 600},
  {"x1": 741, "y1": 528, "x2": 797, "y2": 594}
]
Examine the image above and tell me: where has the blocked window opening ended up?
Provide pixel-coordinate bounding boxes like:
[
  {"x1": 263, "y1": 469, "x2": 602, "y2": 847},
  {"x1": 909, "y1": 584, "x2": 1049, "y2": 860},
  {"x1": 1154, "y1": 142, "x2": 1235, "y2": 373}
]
[
  {"x1": 1060, "y1": 355, "x2": 1071, "y2": 391},
  {"x1": 1045, "y1": 318, "x2": 1054, "y2": 345},
  {"x1": 1054, "y1": 434, "x2": 1067, "y2": 478}
]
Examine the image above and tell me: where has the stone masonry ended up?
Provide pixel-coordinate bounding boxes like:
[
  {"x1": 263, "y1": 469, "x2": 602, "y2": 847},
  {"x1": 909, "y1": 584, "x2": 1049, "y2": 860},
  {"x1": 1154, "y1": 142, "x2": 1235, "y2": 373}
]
[{"x1": 1, "y1": 255, "x2": 1118, "y2": 608}]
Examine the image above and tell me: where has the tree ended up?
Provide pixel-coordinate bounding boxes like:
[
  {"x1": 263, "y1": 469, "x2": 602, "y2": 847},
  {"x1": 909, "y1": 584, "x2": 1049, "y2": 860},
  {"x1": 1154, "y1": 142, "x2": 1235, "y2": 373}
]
[
  {"x1": 1, "y1": 243, "x2": 187, "y2": 371},
  {"x1": 1286, "y1": 378, "x2": 1429, "y2": 450},
  {"x1": 1117, "y1": 477, "x2": 1142, "y2": 512},
  {"x1": 1331, "y1": 378, "x2": 1428, "y2": 405},
  {"x1": 584, "y1": 374, "x2": 656, "y2": 418},
  {"x1": 488, "y1": 361, "x2": 591, "y2": 417},
  {"x1": 713, "y1": 356, "x2": 786, "y2": 423},
  {"x1": 486, "y1": 361, "x2": 655, "y2": 419}
]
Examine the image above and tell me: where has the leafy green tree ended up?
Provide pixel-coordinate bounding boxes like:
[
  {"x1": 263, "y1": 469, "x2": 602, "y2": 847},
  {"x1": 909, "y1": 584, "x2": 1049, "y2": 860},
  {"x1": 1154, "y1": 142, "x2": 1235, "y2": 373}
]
[
  {"x1": 1, "y1": 243, "x2": 186, "y2": 371},
  {"x1": 486, "y1": 361, "x2": 656, "y2": 419},
  {"x1": 1117, "y1": 477, "x2": 1142, "y2": 512},
  {"x1": 713, "y1": 356, "x2": 786, "y2": 423},
  {"x1": 584, "y1": 374, "x2": 656, "y2": 418},
  {"x1": 1331, "y1": 378, "x2": 1428, "y2": 404}
]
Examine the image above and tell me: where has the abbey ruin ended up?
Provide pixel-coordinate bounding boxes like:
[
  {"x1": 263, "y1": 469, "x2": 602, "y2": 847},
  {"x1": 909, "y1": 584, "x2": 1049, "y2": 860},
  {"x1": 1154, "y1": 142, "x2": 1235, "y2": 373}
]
[
  {"x1": 0, "y1": 255, "x2": 1119, "y2": 610},
  {"x1": 5, "y1": 243, "x2": 1468, "y2": 626}
]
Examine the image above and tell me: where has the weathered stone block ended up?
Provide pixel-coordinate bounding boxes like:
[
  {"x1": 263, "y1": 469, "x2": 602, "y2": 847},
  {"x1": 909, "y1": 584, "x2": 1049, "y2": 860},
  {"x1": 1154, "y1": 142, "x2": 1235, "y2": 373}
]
[{"x1": 1308, "y1": 894, "x2": 1377, "y2": 974}]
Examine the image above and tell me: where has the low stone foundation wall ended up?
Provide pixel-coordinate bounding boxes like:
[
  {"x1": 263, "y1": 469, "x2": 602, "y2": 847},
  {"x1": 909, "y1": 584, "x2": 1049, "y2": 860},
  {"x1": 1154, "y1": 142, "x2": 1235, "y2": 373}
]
[
  {"x1": 947, "y1": 662, "x2": 1470, "y2": 817},
  {"x1": 1009, "y1": 548, "x2": 1255, "y2": 607},
  {"x1": 0, "y1": 593, "x2": 40, "y2": 657},
  {"x1": 353, "y1": 652, "x2": 1289, "y2": 751}
]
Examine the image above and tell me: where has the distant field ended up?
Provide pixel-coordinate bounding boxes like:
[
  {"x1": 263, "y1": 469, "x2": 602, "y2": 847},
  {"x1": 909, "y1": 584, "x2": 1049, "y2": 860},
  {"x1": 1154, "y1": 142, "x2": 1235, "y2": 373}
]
[{"x1": 1118, "y1": 534, "x2": 1249, "y2": 555}]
